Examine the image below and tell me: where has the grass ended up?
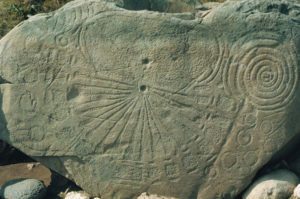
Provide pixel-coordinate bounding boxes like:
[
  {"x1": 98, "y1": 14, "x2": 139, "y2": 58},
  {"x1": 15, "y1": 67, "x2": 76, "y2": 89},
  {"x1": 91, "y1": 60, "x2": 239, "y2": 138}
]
[
  {"x1": 0, "y1": 0, "x2": 225, "y2": 38},
  {"x1": 0, "y1": 0, "x2": 72, "y2": 37}
]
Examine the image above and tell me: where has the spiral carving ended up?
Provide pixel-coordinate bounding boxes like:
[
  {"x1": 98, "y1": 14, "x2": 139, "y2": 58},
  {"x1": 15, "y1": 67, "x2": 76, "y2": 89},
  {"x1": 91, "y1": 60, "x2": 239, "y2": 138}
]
[{"x1": 223, "y1": 32, "x2": 298, "y2": 111}]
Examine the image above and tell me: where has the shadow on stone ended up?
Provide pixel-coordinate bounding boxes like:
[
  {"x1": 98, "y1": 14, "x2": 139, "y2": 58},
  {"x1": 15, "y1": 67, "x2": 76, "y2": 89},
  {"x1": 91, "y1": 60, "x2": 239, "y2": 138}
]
[
  {"x1": 0, "y1": 91, "x2": 34, "y2": 166},
  {"x1": 119, "y1": 0, "x2": 200, "y2": 13}
]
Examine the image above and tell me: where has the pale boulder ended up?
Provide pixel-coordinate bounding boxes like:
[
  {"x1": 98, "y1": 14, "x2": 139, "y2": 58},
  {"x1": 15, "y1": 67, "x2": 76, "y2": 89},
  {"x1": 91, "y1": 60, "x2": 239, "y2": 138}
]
[
  {"x1": 243, "y1": 170, "x2": 299, "y2": 199},
  {"x1": 138, "y1": 193, "x2": 178, "y2": 199}
]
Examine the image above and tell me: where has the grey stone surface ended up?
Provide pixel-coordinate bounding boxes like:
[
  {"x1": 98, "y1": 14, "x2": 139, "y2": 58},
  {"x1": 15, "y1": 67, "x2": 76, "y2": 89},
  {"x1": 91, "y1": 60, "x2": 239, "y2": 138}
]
[
  {"x1": 0, "y1": 179, "x2": 46, "y2": 199},
  {"x1": 242, "y1": 169, "x2": 299, "y2": 199},
  {"x1": 0, "y1": 0, "x2": 299, "y2": 198}
]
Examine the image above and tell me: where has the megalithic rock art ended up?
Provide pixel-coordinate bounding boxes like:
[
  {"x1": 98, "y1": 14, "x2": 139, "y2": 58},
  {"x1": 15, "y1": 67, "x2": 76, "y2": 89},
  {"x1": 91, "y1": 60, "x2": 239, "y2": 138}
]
[{"x1": 0, "y1": 0, "x2": 299, "y2": 198}]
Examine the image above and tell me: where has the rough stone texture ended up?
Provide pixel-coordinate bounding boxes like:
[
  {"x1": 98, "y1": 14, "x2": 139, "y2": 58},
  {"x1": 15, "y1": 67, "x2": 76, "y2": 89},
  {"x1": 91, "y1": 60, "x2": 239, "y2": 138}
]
[
  {"x1": 65, "y1": 191, "x2": 91, "y2": 199},
  {"x1": 137, "y1": 193, "x2": 178, "y2": 199},
  {"x1": 0, "y1": 179, "x2": 46, "y2": 199},
  {"x1": 293, "y1": 184, "x2": 300, "y2": 199},
  {"x1": 242, "y1": 170, "x2": 299, "y2": 199},
  {"x1": 0, "y1": 162, "x2": 51, "y2": 187},
  {"x1": 0, "y1": 0, "x2": 299, "y2": 198}
]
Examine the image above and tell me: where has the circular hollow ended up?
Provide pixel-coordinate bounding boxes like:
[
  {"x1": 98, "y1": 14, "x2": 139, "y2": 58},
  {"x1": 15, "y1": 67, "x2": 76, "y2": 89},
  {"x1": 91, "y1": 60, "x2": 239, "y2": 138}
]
[
  {"x1": 139, "y1": 85, "x2": 147, "y2": 92},
  {"x1": 237, "y1": 130, "x2": 252, "y2": 146},
  {"x1": 142, "y1": 58, "x2": 150, "y2": 64}
]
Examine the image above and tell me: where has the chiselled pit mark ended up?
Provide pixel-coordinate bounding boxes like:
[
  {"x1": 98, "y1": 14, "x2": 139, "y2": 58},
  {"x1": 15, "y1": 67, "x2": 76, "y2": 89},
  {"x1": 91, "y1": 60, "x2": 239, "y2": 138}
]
[
  {"x1": 67, "y1": 86, "x2": 79, "y2": 101},
  {"x1": 142, "y1": 58, "x2": 150, "y2": 65},
  {"x1": 139, "y1": 85, "x2": 147, "y2": 92}
]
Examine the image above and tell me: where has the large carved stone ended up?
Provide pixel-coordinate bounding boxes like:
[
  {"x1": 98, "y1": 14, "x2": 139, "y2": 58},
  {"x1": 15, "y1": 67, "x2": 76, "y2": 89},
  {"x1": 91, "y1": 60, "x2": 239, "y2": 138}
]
[{"x1": 0, "y1": 0, "x2": 299, "y2": 198}]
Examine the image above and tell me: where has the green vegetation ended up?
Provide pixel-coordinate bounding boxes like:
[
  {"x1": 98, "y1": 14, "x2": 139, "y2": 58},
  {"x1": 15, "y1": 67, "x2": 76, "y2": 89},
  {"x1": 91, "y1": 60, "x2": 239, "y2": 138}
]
[
  {"x1": 0, "y1": 0, "x2": 72, "y2": 37},
  {"x1": 0, "y1": 0, "x2": 225, "y2": 38}
]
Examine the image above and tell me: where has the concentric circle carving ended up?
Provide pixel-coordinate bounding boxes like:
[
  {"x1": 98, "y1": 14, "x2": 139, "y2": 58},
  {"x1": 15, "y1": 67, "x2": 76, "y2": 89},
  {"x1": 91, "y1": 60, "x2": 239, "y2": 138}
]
[
  {"x1": 224, "y1": 32, "x2": 298, "y2": 110},
  {"x1": 237, "y1": 129, "x2": 252, "y2": 146}
]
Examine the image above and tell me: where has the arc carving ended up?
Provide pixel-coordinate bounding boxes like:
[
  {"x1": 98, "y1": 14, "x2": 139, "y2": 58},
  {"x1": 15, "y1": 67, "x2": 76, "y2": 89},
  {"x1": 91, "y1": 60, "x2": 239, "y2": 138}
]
[{"x1": 223, "y1": 32, "x2": 298, "y2": 111}]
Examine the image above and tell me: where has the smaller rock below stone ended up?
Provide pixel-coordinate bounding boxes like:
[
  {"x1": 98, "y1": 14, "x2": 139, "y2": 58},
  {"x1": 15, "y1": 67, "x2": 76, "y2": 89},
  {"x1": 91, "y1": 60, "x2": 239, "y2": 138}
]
[
  {"x1": 137, "y1": 192, "x2": 178, "y2": 199},
  {"x1": 0, "y1": 178, "x2": 46, "y2": 199},
  {"x1": 26, "y1": 163, "x2": 40, "y2": 170},
  {"x1": 292, "y1": 184, "x2": 300, "y2": 199},
  {"x1": 0, "y1": 162, "x2": 51, "y2": 187},
  {"x1": 243, "y1": 169, "x2": 299, "y2": 199},
  {"x1": 64, "y1": 191, "x2": 91, "y2": 199}
]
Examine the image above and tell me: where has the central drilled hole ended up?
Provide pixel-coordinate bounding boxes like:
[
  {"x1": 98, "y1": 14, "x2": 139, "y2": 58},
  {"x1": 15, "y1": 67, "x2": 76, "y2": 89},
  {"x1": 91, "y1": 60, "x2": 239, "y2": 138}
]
[{"x1": 139, "y1": 85, "x2": 147, "y2": 92}]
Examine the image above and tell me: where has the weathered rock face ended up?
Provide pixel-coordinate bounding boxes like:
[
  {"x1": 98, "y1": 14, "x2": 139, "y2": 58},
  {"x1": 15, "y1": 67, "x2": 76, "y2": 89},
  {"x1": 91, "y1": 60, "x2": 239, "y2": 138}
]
[{"x1": 0, "y1": 0, "x2": 299, "y2": 198}]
